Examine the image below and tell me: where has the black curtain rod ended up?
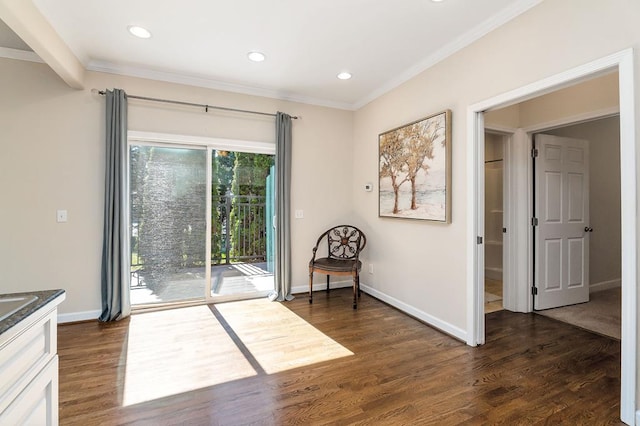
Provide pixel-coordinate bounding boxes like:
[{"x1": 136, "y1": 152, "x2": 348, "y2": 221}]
[{"x1": 95, "y1": 90, "x2": 299, "y2": 119}]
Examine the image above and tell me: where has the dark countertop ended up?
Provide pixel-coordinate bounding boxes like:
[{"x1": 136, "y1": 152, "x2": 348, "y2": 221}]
[{"x1": 0, "y1": 289, "x2": 65, "y2": 336}]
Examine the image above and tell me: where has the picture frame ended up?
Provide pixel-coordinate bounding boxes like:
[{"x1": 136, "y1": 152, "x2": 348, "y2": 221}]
[{"x1": 378, "y1": 110, "x2": 452, "y2": 222}]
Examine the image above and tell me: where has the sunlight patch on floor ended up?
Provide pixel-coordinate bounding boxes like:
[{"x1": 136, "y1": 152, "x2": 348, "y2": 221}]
[
  {"x1": 215, "y1": 298, "x2": 354, "y2": 374},
  {"x1": 122, "y1": 305, "x2": 257, "y2": 406},
  {"x1": 122, "y1": 300, "x2": 353, "y2": 406}
]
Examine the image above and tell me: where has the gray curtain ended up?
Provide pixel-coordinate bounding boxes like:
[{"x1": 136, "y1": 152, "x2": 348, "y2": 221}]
[
  {"x1": 99, "y1": 89, "x2": 131, "y2": 321},
  {"x1": 269, "y1": 112, "x2": 294, "y2": 301}
]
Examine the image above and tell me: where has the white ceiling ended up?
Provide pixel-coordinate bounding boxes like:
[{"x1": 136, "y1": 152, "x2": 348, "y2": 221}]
[{"x1": 6, "y1": 0, "x2": 542, "y2": 109}]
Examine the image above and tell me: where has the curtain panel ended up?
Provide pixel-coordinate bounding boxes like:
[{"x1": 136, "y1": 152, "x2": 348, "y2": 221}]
[
  {"x1": 99, "y1": 89, "x2": 131, "y2": 321},
  {"x1": 269, "y1": 112, "x2": 293, "y2": 301}
]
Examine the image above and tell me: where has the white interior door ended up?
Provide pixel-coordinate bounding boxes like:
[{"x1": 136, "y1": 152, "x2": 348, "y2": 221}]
[{"x1": 534, "y1": 134, "x2": 590, "y2": 310}]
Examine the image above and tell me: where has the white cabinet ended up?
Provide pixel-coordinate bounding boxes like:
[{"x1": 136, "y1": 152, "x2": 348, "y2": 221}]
[
  {"x1": 0, "y1": 295, "x2": 63, "y2": 425},
  {"x1": 2, "y1": 357, "x2": 58, "y2": 425}
]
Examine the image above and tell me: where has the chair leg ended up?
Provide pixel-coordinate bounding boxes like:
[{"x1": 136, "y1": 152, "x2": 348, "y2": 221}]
[
  {"x1": 326, "y1": 275, "x2": 330, "y2": 293},
  {"x1": 352, "y1": 274, "x2": 358, "y2": 309},
  {"x1": 309, "y1": 269, "x2": 313, "y2": 304},
  {"x1": 357, "y1": 274, "x2": 361, "y2": 297}
]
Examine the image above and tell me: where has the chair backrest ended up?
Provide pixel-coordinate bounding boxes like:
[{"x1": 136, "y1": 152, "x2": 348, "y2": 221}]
[{"x1": 322, "y1": 225, "x2": 366, "y2": 260}]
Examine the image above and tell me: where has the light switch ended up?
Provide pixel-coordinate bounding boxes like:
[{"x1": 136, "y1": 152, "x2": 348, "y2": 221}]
[
  {"x1": 294, "y1": 209, "x2": 304, "y2": 219},
  {"x1": 56, "y1": 209, "x2": 68, "y2": 223}
]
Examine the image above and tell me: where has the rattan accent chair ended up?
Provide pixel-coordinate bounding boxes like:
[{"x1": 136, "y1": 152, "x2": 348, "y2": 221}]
[{"x1": 308, "y1": 225, "x2": 367, "y2": 309}]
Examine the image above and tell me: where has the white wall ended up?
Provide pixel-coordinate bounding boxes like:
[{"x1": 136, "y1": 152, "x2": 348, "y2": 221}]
[
  {"x1": 519, "y1": 72, "x2": 619, "y2": 129},
  {"x1": 484, "y1": 71, "x2": 619, "y2": 130},
  {"x1": 353, "y1": 0, "x2": 639, "y2": 340},
  {"x1": 0, "y1": 58, "x2": 354, "y2": 316}
]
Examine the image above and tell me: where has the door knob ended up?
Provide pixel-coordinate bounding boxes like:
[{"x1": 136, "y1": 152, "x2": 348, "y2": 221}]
[{"x1": 584, "y1": 227, "x2": 593, "y2": 232}]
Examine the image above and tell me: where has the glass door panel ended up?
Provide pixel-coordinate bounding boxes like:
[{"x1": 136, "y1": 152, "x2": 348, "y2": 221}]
[
  {"x1": 130, "y1": 145, "x2": 207, "y2": 305},
  {"x1": 210, "y1": 150, "x2": 275, "y2": 301}
]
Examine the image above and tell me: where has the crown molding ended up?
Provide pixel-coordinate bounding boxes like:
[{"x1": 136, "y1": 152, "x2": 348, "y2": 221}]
[
  {"x1": 0, "y1": 46, "x2": 42, "y2": 63},
  {"x1": 352, "y1": 0, "x2": 544, "y2": 110},
  {"x1": 5, "y1": 0, "x2": 542, "y2": 112},
  {"x1": 87, "y1": 60, "x2": 356, "y2": 111}
]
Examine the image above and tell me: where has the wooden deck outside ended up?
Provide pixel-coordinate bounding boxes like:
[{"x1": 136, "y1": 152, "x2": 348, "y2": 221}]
[
  {"x1": 58, "y1": 288, "x2": 622, "y2": 425},
  {"x1": 130, "y1": 262, "x2": 273, "y2": 305}
]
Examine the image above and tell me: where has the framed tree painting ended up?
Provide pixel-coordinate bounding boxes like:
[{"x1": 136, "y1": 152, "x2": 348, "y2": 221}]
[{"x1": 379, "y1": 110, "x2": 451, "y2": 222}]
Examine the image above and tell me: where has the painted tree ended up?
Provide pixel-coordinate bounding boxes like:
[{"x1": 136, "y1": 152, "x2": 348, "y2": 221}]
[
  {"x1": 403, "y1": 117, "x2": 444, "y2": 210},
  {"x1": 379, "y1": 130, "x2": 410, "y2": 214}
]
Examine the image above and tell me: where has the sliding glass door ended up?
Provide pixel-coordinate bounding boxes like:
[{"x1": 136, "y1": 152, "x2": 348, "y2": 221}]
[
  {"x1": 129, "y1": 145, "x2": 207, "y2": 305},
  {"x1": 128, "y1": 137, "x2": 275, "y2": 307},
  {"x1": 210, "y1": 151, "x2": 275, "y2": 301}
]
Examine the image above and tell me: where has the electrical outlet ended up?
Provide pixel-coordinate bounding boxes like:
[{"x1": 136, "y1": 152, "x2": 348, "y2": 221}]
[
  {"x1": 294, "y1": 209, "x2": 304, "y2": 219},
  {"x1": 56, "y1": 209, "x2": 68, "y2": 223}
]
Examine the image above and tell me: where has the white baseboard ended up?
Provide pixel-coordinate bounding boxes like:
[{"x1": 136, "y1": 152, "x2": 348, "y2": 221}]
[
  {"x1": 293, "y1": 280, "x2": 467, "y2": 341},
  {"x1": 58, "y1": 282, "x2": 468, "y2": 345},
  {"x1": 590, "y1": 278, "x2": 621, "y2": 293},
  {"x1": 57, "y1": 284, "x2": 354, "y2": 322},
  {"x1": 360, "y1": 283, "x2": 467, "y2": 342},
  {"x1": 291, "y1": 280, "x2": 352, "y2": 295},
  {"x1": 58, "y1": 309, "x2": 101, "y2": 324}
]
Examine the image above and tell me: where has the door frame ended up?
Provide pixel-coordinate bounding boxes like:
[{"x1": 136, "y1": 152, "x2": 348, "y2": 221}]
[{"x1": 466, "y1": 49, "x2": 636, "y2": 424}]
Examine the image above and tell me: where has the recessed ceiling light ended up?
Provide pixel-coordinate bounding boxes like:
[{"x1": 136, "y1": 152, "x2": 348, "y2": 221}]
[
  {"x1": 247, "y1": 51, "x2": 266, "y2": 62},
  {"x1": 337, "y1": 72, "x2": 352, "y2": 80},
  {"x1": 431, "y1": 0, "x2": 445, "y2": 2},
  {"x1": 128, "y1": 25, "x2": 151, "y2": 39}
]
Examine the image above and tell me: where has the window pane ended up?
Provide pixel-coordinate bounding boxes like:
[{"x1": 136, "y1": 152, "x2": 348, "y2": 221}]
[
  {"x1": 210, "y1": 151, "x2": 275, "y2": 298},
  {"x1": 130, "y1": 146, "x2": 207, "y2": 304}
]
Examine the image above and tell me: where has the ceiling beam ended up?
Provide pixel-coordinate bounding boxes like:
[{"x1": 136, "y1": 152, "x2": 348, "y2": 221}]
[{"x1": 0, "y1": 0, "x2": 84, "y2": 89}]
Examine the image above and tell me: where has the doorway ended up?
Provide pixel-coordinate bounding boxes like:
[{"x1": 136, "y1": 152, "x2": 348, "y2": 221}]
[
  {"x1": 467, "y1": 49, "x2": 636, "y2": 424},
  {"x1": 533, "y1": 117, "x2": 621, "y2": 340}
]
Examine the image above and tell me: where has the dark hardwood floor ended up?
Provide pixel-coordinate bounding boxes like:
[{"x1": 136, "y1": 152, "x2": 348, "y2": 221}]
[{"x1": 58, "y1": 288, "x2": 622, "y2": 425}]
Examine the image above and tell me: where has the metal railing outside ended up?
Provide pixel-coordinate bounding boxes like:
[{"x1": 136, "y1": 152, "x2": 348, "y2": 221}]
[
  {"x1": 130, "y1": 193, "x2": 269, "y2": 287},
  {"x1": 212, "y1": 194, "x2": 267, "y2": 265}
]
